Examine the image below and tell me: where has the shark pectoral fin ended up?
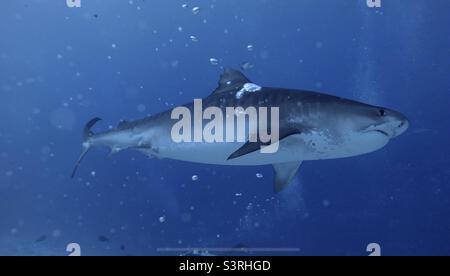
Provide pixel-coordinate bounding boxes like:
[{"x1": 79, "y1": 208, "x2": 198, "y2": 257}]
[
  {"x1": 273, "y1": 161, "x2": 302, "y2": 193},
  {"x1": 227, "y1": 140, "x2": 269, "y2": 160},
  {"x1": 227, "y1": 128, "x2": 302, "y2": 160}
]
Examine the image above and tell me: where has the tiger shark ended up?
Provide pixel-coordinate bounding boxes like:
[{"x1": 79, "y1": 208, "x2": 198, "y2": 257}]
[{"x1": 71, "y1": 69, "x2": 409, "y2": 192}]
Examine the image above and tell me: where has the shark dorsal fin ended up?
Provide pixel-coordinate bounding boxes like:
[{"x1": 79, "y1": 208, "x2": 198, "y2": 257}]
[{"x1": 211, "y1": 68, "x2": 251, "y2": 95}]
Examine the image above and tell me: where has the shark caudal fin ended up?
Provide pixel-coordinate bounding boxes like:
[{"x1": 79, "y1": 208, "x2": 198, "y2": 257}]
[{"x1": 71, "y1": 117, "x2": 102, "y2": 178}]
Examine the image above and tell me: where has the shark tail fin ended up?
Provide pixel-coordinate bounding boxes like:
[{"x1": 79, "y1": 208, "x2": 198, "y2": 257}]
[{"x1": 71, "y1": 117, "x2": 102, "y2": 178}]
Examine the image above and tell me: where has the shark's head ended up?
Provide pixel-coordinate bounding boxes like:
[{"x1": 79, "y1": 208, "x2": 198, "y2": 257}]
[
  {"x1": 357, "y1": 106, "x2": 409, "y2": 139},
  {"x1": 316, "y1": 99, "x2": 409, "y2": 157}
]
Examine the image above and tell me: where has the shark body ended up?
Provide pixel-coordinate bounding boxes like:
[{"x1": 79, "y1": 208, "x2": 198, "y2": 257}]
[{"x1": 72, "y1": 69, "x2": 409, "y2": 192}]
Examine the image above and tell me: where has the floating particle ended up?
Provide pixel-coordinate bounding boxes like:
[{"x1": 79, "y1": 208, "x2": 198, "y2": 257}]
[
  {"x1": 182, "y1": 4, "x2": 188, "y2": 9},
  {"x1": 315, "y1": 41, "x2": 323, "y2": 49},
  {"x1": 91, "y1": 171, "x2": 96, "y2": 177},
  {"x1": 5, "y1": 171, "x2": 13, "y2": 177},
  {"x1": 98, "y1": 235, "x2": 110, "y2": 242},
  {"x1": 192, "y1": 175, "x2": 199, "y2": 181},
  {"x1": 181, "y1": 212, "x2": 191, "y2": 223},
  {"x1": 41, "y1": 146, "x2": 51, "y2": 155},
  {"x1": 322, "y1": 200, "x2": 330, "y2": 207},
  {"x1": 240, "y1": 62, "x2": 254, "y2": 70},
  {"x1": 57, "y1": 54, "x2": 63, "y2": 59},
  {"x1": 159, "y1": 216, "x2": 166, "y2": 223},
  {"x1": 52, "y1": 229, "x2": 61, "y2": 238},
  {"x1": 49, "y1": 108, "x2": 76, "y2": 130},
  {"x1": 247, "y1": 45, "x2": 254, "y2": 51},
  {"x1": 177, "y1": 26, "x2": 183, "y2": 32},
  {"x1": 190, "y1": 35, "x2": 199, "y2": 42},
  {"x1": 209, "y1": 58, "x2": 218, "y2": 65},
  {"x1": 192, "y1": 7, "x2": 200, "y2": 15},
  {"x1": 111, "y1": 43, "x2": 117, "y2": 48},
  {"x1": 107, "y1": 55, "x2": 112, "y2": 60},
  {"x1": 32, "y1": 108, "x2": 41, "y2": 115},
  {"x1": 137, "y1": 104, "x2": 146, "y2": 113},
  {"x1": 256, "y1": 173, "x2": 263, "y2": 178},
  {"x1": 235, "y1": 193, "x2": 243, "y2": 197},
  {"x1": 35, "y1": 235, "x2": 47, "y2": 243},
  {"x1": 260, "y1": 50, "x2": 269, "y2": 60}
]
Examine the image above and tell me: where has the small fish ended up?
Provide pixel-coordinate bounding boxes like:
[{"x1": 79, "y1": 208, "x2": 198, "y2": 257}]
[
  {"x1": 35, "y1": 235, "x2": 47, "y2": 243},
  {"x1": 98, "y1": 235, "x2": 110, "y2": 242},
  {"x1": 93, "y1": 14, "x2": 99, "y2": 18}
]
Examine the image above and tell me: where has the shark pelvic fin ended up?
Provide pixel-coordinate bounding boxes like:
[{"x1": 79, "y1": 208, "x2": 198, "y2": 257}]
[{"x1": 273, "y1": 161, "x2": 302, "y2": 193}]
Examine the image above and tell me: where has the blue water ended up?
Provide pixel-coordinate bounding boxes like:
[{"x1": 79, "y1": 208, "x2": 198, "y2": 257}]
[{"x1": 1, "y1": 0, "x2": 449, "y2": 256}]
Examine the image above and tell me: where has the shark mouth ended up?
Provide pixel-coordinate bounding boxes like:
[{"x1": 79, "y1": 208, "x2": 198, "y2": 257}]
[{"x1": 373, "y1": 129, "x2": 390, "y2": 137}]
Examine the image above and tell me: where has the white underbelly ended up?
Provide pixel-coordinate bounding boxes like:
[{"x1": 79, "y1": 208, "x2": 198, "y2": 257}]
[
  {"x1": 152, "y1": 134, "x2": 328, "y2": 165},
  {"x1": 147, "y1": 131, "x2": 389, "y2": 165}
]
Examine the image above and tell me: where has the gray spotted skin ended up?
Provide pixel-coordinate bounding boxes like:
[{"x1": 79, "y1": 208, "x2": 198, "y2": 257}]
[{"x1": 72, "y1": 69, "x2": 409, "y2": 192}]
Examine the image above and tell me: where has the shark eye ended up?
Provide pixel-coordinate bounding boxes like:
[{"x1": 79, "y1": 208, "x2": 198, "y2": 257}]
[{"x1": 378, "y1": 109, "x2": 386, "y2": 117}]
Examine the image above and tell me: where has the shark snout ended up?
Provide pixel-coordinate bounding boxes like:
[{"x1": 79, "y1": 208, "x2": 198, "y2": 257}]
[
  {"x1": 391, "y1": 111, "x2": 409, "y2": 137},
  {"x1": 363, "y1": 109, "x2": 409, "y2": 139},
  {"x1": 384, "y1": 110, "x2": 409, "y2": 138},
  {"x1": 393, "y1": 115, "x2": 409, "y2": 138}
]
